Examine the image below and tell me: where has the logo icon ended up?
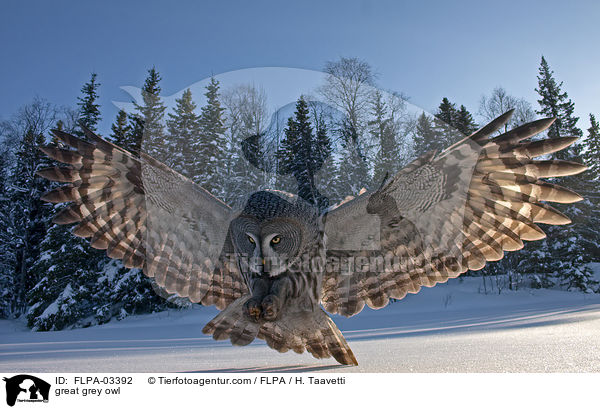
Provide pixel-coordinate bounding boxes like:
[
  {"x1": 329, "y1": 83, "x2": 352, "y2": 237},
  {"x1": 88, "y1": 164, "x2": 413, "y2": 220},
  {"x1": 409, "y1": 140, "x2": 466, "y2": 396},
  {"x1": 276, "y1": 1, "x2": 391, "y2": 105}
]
[{"x1": 3, "y1": 375, "x2": 50, "y2": 407}]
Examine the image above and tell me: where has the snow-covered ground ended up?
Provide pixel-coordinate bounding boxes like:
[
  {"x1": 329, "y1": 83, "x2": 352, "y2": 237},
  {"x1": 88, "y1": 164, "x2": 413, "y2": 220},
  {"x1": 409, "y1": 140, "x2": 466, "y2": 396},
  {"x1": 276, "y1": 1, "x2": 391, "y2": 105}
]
[{"x1": 1, "y1": 276, "x2": 599, "y2": 373}]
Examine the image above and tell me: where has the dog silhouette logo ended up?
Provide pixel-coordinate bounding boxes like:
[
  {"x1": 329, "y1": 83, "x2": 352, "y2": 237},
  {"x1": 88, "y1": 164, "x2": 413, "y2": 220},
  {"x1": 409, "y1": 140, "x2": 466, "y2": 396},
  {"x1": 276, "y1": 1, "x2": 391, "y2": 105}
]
[{"x1": 3, "y1": 375, "x2": 50, "y2": 407}]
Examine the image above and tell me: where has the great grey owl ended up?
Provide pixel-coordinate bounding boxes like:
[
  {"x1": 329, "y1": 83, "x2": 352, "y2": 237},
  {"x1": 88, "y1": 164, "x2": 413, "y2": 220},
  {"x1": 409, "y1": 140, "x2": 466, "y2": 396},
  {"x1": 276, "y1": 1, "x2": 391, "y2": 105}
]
[{"x1": 38, "y1": 110, "x2": 586, "y2": 366}]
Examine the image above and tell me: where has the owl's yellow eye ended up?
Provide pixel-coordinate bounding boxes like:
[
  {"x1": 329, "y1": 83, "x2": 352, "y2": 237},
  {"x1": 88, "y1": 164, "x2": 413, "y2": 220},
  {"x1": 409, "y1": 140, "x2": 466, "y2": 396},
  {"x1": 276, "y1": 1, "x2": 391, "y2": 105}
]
[
  {"x1": 248, "y1": 236, "x2": 255, "y2": 244},
  {"x1": 271, "y1": 236, "x2": 281, "y2": 244}
]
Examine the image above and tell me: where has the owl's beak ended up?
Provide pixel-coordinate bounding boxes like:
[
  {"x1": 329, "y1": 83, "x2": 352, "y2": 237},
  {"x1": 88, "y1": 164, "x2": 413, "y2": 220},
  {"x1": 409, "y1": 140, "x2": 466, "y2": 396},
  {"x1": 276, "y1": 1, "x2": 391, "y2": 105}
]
[{"x1": 262, "y1": 258, "x2": 265, "y2": 265}]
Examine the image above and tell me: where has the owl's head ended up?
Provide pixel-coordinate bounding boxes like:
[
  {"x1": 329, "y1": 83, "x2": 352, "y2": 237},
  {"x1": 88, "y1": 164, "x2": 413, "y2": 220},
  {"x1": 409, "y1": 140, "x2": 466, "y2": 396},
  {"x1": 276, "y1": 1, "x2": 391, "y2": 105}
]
[{"x1": 230, "y1": 190, "x2": 319, "y2": 277}]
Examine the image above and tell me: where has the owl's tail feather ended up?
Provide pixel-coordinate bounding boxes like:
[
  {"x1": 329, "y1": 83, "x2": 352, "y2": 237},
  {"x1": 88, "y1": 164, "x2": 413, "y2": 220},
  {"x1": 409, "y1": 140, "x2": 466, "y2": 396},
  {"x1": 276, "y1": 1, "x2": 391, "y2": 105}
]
[{"x1": 202, "y1": 295, "x2": 358, "y2": 366}]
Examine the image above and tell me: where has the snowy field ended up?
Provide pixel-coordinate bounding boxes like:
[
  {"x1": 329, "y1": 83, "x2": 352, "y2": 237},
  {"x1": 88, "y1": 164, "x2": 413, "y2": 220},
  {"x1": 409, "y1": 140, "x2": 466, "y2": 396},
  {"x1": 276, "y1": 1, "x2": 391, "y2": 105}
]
[{"x1": 1, "y1": 275, "x2": 600, "y2": 373}]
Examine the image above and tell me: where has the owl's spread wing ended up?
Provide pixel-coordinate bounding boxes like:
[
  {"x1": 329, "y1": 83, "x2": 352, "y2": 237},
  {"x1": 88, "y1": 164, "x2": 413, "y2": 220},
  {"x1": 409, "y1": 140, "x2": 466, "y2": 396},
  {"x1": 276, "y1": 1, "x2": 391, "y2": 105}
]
[
  {"x1": 322, "y1": 110, "x2": 586, "y2": 317},
  {"x1": 38, "y1": 127, "x2": 248, "y2": 309}
]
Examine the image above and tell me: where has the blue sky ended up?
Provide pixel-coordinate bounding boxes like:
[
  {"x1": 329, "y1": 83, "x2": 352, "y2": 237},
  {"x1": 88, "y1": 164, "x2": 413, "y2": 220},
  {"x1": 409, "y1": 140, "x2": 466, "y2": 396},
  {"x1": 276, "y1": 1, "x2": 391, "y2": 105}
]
[{"x1": 1, "y1": 0, "x2": 598, "y2": 136}]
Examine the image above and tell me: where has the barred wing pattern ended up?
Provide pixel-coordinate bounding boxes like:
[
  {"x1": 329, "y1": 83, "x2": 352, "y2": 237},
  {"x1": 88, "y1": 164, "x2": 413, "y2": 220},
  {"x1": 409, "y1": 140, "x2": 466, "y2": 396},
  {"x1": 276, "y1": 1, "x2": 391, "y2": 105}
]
[
  {"x1": 38, "y1": 128, "x2": 248, "y2": 309},
  {"x1": 322, "y1": 111, "x2": 586, "y2": 317}
]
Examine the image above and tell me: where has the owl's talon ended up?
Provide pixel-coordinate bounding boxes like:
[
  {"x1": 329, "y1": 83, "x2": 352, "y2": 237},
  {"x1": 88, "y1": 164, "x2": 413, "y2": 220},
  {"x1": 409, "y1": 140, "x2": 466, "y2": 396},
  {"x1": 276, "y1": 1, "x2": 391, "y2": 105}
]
[
  {"x1": 261, "y1": 295, "x2": 280, "y2": 321},
  {"x1": 244, "y1": 298, "x2": 262, "y2": 322}
]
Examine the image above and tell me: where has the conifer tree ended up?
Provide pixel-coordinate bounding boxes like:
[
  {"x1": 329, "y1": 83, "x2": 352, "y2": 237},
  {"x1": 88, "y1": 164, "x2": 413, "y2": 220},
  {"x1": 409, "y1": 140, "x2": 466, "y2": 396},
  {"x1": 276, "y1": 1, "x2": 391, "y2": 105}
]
[
  {"x1": 0, "y1": 98, "x2": 58, "y2": 317},
  {"x1": 0, "y1": 142, "x2": 12, "y2": 317},
  {"x1": 336, "y1": 142, "x2": 370, "y2": 199},
  {"x1": 166, "y1": 88, "x2": 201, "y2": 178},
  {"x1": 335, "y1": 117, "x2": 370, "y2": 198},
  {"x1": 126, "y1": 115, "x2": 144, "y2": 154},
  {"x1": 27, "y1": 216, "x2": 107, "y2": 330},
  {"x1": 370, "y1": 90, "x2": 399, "y2": 184},
  {"x1": 312, "y1": 108, "x2": 333, "y2": 209},
  {"x1": 135, "y1": 67, "x2": 166, "y2": 161},
  {"x1": 307, "y1": 101, "x2": 336, "y2": 203},
  {"x1": 435, "y1": 97, "x2": 479, "y2": 136},
  {"x1": 315, "y1": 154, "x2": 340, "y2": 206},
  {"x1": 547, "y1": 141, "x2": 599, "y2": 291},
  {"x1": 414, "y1": 112, "x2": 440, "y2": 157},
  {"x1": 454, "y1": 105, "x2": 478, "y2": 135},
  {"x1": 314, "y1": 117, "x2": 332, "y2": 177},
  {"x1": 76, "y1": 73, "x2": 101, "y2": 133},
  {"x1": 26, "y1": 76, "x2": 110, "y2": 327},
  {"x1": 583, "y1": 114, "x2": 600, "y2": 179},
  {"x1": 278, "y1": 98, "x2": 315, "y2": 202},
  {"x1": 109, "y1": 110, "x2": 132, "y2": 148},
  {"x1": 6, "y1": 129, "x2": 54, "y2": 316},
  {"x1": 432, "y1": 98, "x2": 465, "y2": 149},
  {"x1": 277, "y1": 97, "x2": 332, "y2": 209},
  {"x1": 198, "y1": 77, "x2": 227, "y2": 195},
  {"x1": 535, "y1": 56, "x2": 583, "y2": 160},
  {"x1": 569, "y1": 116, "x2": 600, "y2": 265},
  {"x1": 414, "y1": 100, "x2": 466, "y2": 159},
  {"x1": 27, "y1": 76, "x2": 176, "y2": 329},
  {"x1": 524, "y1": 56, "x2": 597, "y2": 291},
  {"x1": 436, "y1": 97, "x2": 457, "y2": 126}
]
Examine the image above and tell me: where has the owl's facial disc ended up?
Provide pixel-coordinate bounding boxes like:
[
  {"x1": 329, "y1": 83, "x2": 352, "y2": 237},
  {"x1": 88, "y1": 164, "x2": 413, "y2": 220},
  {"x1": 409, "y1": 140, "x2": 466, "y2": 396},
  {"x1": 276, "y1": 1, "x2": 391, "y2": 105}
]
[
  {"x1": 244, "y1": 232, "x2": 288, "y2": 277},
  {"x1": 231, "y1": 216, "x2": 304, "y2": 277}
]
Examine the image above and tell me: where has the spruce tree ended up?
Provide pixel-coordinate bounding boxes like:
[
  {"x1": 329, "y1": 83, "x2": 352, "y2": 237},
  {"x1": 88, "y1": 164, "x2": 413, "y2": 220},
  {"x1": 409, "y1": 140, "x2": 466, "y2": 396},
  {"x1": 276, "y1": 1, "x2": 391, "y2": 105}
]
[
  {"x1": 436, "y1": 97, "x2": 457, "y2": 126},
  {"x1": 0, "y1": 98, "x2": 58, "y2": 318},
  {"x1": 277, "y1": 97, "x2": 332, "y2": 210},
  {"x1": 583, "y1": 114, "x2": 600, "y2": 179},
  {"x1": 166, "y1": 88, "x2": 201, "y2": 178},
  {"x1": 27, "y1": 77, "x2": 176, "y2": 329},
  {"x1": 524, "y1": 56, "x2": 597, "y2": 291},
  {"x1": 278, "y1": 98, "x2": 314, "y2": 202},
  {"x1": 26, "y1": 77, "x2": 110, "y2": 328},
  {"x1": 435, "y1": 98, "x2": 478, "y2": 136},
  {"x1": 279, "y1": 116, "x2": 299, "y2": 172},
  {"x1": 571, "y1": 116, "x2": 600, "y2": 266},
  {"x1": 535, "y1": 56, "x2": 583, "y2": 160},
  {"x1": 335, "y1": 117, "x2": 370, "y2": 198},
  {"x1": 314, "y1": 130, "x2": 339, "y2": 206},
  {"x1": 109, "y1": 110, "x2": 132, "y2": 148},
  {"x1": 135, "y1": 67, "x2": 166, "y2": 161},
  {"x1": 198, "y1": 77, "x2": 227, "y2": 195},
  {"x1": 126, "y1": 114, "x2": 144, "y2": 154},
  {"x1": 76, "y1": 73, "x2": 101, "y2": 133},
  {"x1": 308, "y1": 101, "x2": 335, "y2": 202},
  {"x1": 370, "y1": 90, "x2": 399, "y2": 185},
  {"x1": 27, "y1": 217, "x2": 107, "y2": 330},
  {"x1": 336, "y1": 142, "x2": 370, "y2": 199},
  {"x1": 312, "y1": 110, "x2": 333, "y2": 210},
  {"x1": 0, "y1": 152, "x2": 11, "y2": 316},
  {"x1": 414, "y1": 112, "x2": 440, "y2": 157},
  {"x1": 414, "y1": 100, "x2": 467, "y2": 159},
  {"x1": 433, "y1": 98, "x2": 464, "y2": 150},
  {"x1": 314, "y1": 118, "x2": 332, "y2": 177},
  {"x1": 548, "y1": 142, "x2": 599, "y2": 291},
  {"x1": 5, "y1": 129, "x2": 54, "y2": 316},
  {"x1": 454, "y1": 105, "x2": 478, "y2": 135}
]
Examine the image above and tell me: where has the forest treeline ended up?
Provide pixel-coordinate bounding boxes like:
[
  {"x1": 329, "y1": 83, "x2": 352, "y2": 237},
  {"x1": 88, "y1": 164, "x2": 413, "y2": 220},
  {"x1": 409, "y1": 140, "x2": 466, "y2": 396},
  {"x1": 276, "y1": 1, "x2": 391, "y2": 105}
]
[{"x1": 1, "y1": 56, "x2": 598, "y2": 330}]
